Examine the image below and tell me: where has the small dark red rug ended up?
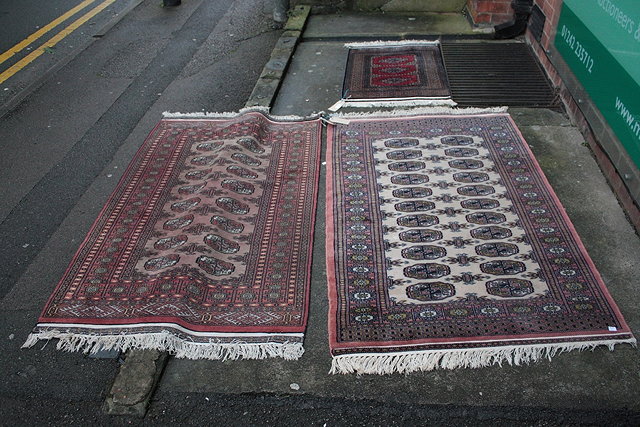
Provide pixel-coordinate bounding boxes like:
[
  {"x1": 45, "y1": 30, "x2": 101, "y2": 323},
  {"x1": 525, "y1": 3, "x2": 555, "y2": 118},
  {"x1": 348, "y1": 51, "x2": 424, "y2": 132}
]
[
  {"x1": 326, "y1": 111, "x2": 634, "y2": 374},
  {"x1": 24, "y1": 110, "x2": 322, "y2": 360},
  {"x1": 342, "y1": 41, "x2": 453, "y2": 106}
]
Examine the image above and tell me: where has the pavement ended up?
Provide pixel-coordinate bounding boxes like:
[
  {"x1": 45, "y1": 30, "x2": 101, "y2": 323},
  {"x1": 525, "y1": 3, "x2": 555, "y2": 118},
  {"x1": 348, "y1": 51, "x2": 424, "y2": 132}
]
[{"x1": 1, "y1": 1, "x2": 639, "y2": 425}]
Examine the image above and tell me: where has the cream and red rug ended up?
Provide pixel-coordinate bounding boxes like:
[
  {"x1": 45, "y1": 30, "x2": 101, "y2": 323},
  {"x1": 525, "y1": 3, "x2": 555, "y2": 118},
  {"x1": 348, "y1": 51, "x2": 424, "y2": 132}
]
[{"x1": 326, "y1": 111, "x2": 634, "y2": 374}]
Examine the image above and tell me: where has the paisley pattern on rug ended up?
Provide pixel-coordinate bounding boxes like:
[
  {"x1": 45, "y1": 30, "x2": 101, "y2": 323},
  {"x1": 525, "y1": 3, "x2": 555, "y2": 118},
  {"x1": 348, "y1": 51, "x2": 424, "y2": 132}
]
[
  {"x1": 25, "y1": 111, "x2": 322, "y2": 360},
  {"x1": 326, "y1": 112, "x2": 634, "y2": 374}
]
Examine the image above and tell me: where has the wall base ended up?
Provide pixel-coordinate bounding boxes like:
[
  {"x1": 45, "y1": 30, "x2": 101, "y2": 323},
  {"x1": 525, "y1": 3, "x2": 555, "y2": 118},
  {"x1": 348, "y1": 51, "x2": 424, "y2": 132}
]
[
  {"x1": 466, "y1": 0, "x2": 514, "y2": 26},
  {"x1": 526, "y1": 32, "x2": 640, "y2": 234}
]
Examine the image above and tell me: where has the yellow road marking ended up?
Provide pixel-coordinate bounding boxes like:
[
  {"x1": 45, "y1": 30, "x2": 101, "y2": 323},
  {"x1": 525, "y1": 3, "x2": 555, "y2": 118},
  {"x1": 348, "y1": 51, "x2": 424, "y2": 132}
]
[
  {"x1": 0, "y1": 0, "x2": 116, "y2": 85},
  {"x1": 0, "y1": 0, "x2": 96, "y2": 65}
]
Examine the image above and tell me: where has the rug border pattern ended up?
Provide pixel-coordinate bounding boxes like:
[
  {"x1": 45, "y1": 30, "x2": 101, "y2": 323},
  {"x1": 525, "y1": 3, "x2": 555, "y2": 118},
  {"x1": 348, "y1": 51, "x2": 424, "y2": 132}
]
[
  {"x1": 326, "y1": 112, "x2": 634, "y2": 372},
  {"x1": 25, "y1": 111, "x2": 322, "y2": 360}
]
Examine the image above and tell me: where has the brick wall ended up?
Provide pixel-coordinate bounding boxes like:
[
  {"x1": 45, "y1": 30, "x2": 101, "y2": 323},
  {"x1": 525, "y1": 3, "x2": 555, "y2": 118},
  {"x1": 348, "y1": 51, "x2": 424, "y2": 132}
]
[
  {"x1": 526, "y1": 0, "x2": 640, "y2": 231},
  {"x1": 466, "y1": 0, "x2": 514, "y2": 25}
]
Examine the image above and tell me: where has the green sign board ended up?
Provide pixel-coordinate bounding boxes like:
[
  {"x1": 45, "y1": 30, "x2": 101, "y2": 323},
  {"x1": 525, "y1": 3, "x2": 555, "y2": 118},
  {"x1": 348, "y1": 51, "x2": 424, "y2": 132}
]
[{"x1": 554, "y1": 0, "x2": 640, "y2": 169}]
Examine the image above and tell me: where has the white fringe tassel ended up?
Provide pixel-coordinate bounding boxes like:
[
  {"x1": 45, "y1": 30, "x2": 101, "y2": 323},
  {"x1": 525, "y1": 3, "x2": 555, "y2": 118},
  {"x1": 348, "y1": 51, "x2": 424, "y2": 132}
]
[
  {"x1": 162, "y1": 107, "x2": 321, "y2": 122},
  {"x1": 343, "y1": 98, "x2": 458, "y2": 108},
  {"x1": 331, "y1": 105, "x2": 508, "y2": 120},
  {"x1": 22, "y1": 331, "x2": 304, "y2": 361},
  {"x1": 330, "y1": 338, "x2": 637, "y2": 375},
  {"x1": 344, "y1": 40, "x2": 440, "y2": 49},
  {"x1": 163, "y1": 106, "x2": 270, "y2": 119}
]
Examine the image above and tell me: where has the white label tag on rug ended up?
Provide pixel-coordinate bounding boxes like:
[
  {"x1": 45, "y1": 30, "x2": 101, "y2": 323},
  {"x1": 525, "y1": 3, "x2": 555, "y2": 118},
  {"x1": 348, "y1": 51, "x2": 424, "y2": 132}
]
[
  {"x1": 608, "y1": 326, "x2": 618, "y2": 331},
  {"x1": 328, "y1": 99, "x2": 345, "y2": 112},
  {"x1": 328, "y1": 117, "x2": 350, "y2": 125}
]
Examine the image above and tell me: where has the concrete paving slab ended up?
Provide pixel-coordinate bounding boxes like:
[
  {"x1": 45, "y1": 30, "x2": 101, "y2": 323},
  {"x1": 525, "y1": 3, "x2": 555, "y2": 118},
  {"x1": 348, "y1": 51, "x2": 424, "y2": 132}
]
[
  {"x1": 509, "y1": 107, "x2": 570, "y2": 127},
  {"x1": 272, "y1": 42, "x2": 346, "y2": 115},
  {"x1": 303, "y1": 12, "x2": 489, "y2": 40},
  {"x1": 158, "y1": 39, "x2": 640, "y2": 414}
]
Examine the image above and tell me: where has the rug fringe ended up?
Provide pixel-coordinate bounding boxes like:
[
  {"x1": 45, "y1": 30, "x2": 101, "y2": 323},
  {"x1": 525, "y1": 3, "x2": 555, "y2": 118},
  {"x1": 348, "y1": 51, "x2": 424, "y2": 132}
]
[
  {"x1": 162, "y1": 107, "x2": 322, "y2": 122},
  {"x1": 330, "y1": 106, "x2": 508, "y2": 120},
  {"x1": 22, "y1": 331, "x2": 304, "y2": 361},
  {"x1": 344, "y1": 40, "x2": 440, "y2": 49},
  {"x1": 163, "y1": 106, "x2": 270, "y2": 118},
  {"x1": 330, "y1": 338, "x2": 637, "y2": 375},
  {"x1": 342, "y1": 98, "x2": 457, "y2": 108}
]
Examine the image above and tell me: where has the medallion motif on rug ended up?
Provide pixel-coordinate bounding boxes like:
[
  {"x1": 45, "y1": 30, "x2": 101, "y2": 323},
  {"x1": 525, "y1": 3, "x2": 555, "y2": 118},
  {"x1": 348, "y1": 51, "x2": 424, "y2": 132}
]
[
  {"x1": 341, "y1": 42, "x2": 453, "y2": 106},
  {"x1": 24, "y1": 111, "x2": 322, "y2": 360},
  {"x1": 326, "y1": 112, "x2": 635, "y2": 374}
]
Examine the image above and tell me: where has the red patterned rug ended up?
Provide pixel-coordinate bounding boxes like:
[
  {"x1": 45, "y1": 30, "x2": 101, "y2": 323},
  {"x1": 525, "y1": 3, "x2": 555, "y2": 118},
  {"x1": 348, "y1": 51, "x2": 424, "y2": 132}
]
[
  {"x1": 326, "y1": 111, "x2": 635, "y2": 374},
  {"x1": 24, "y1": 110, "x2": 322, "y2": 360},
  {"x1": 341, "y1": 41, "x2": 454, "y2": 107}
]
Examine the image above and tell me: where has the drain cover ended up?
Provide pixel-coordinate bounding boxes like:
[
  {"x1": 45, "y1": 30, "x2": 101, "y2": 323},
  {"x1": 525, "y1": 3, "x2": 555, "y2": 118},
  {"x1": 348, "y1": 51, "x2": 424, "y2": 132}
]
[{"x1": 441, "y1": 42, "x2": 558, "y2": 107}]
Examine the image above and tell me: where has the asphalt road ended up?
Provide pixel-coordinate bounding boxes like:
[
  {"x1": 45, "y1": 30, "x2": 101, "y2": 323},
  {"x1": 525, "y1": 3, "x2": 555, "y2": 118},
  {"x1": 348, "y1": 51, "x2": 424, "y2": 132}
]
[
  {"x1": 0, "y1": 0, "x2": 88, "y2": 51},
  {"x1": 7, "y1": 391, "x2": 639, "y2": 425},
  {"x1": 0, "y1": 0, "x2": 134, "y2": 109}
]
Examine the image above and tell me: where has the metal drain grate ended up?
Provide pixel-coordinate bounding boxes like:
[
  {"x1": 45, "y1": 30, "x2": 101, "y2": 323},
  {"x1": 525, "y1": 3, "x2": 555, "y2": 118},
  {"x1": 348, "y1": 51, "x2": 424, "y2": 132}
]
[
  {"x1": 441, "y1": 42, "x2": 558, "y2": 107},
  {"x1": 529, "y1": 4, "x2": 546, "y2": 43}
]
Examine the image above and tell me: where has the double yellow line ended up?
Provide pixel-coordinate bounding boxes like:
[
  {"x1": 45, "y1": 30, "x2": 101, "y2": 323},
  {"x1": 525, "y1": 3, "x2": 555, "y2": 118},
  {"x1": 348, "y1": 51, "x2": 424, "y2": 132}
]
[{"x1": 0, "y1": 0, "x2": 116, "y2": 85}]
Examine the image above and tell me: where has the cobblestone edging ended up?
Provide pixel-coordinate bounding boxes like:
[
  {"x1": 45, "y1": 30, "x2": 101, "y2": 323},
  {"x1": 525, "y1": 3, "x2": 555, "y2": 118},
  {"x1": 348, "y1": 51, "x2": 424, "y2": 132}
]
[{"x1": 246, "y1": 5, "x2": 311, "y2": 108}]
